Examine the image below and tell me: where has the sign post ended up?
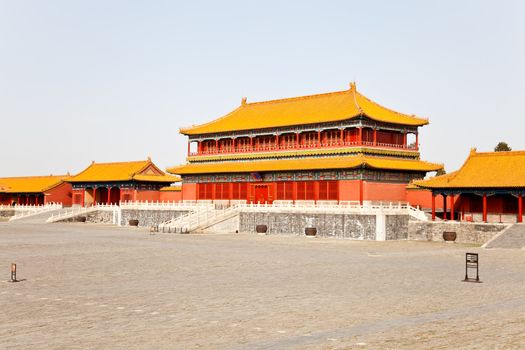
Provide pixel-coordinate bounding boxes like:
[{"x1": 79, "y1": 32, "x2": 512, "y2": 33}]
[{"x1": 463, "y1": 253, "x2": 481, "y2": 283}]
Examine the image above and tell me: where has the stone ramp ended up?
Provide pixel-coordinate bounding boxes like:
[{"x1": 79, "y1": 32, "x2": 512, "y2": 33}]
[
  {"x1": 484, "y1": 224, "x2": 525, "y2": 249},
  {"x1": 8, "y1": 209, "x2": 68, "y2": 224}
]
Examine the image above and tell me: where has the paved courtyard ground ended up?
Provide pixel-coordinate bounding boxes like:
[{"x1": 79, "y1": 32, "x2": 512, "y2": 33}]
[{"x1": 0, "y1": 222, "x2": 524, "y2": 349}]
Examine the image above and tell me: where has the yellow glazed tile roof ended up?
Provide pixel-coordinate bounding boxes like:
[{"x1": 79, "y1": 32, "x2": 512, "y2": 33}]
[
  {"x1": 133, "y1": 174, "x2": 180, "y2": 183},
  {"x1": 69, "y1": 159, "x2": 179, "y2": 183},
  {"x1": 180, "y1": 83, "x2": 428, "y2": 135},
  {"x1": 0, "y1": 175, "x2": 69, "y2": 193},
  {"x1": 167, "y1": 155, "x2": 442, "y2": 175},
  {"x1": 160, "y1": 186, "x2": 182, "y2": 192},
  {"x1": 413, "y1": 149, "x2": 525, "y2": 189}
]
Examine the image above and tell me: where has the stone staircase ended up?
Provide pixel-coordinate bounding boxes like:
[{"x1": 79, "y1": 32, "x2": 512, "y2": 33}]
[
  {"x1": 484, "y1": 224, "x2": 525, "y2": 249},
  {"x1": 158, "y1": 204, "x2": 241, "y2": 233},
  {"x1": 9, "y1": 208, "x2": 69, "y2": 224}
]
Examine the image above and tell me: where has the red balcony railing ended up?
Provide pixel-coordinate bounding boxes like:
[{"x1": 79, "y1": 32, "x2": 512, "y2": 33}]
[{"x1": 189, "y1": 140, "x2": 417, "y2": 157}]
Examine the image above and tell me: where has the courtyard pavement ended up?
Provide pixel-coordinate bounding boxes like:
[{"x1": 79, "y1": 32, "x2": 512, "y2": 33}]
[{"x1": 0, "y1": 222, "x2": 524, "y2": 349}]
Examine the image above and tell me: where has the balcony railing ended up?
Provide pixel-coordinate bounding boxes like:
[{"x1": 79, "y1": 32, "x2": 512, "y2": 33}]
[{"x1": 190, "y1": 140, "x2": 417, "y2": 156}]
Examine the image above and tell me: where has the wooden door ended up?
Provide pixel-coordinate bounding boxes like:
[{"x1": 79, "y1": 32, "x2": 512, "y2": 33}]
[{"x1": 254, "y1": 185, "x2": 269, "y2": 204}]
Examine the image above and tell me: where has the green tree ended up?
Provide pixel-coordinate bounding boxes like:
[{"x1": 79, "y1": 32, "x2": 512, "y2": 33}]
[
  {"x1": 436, "y1": 168, "x2": 446, "y2": 176},
  {"x1": 494, "y1": 142, "x2": 512, "y2": 152}
]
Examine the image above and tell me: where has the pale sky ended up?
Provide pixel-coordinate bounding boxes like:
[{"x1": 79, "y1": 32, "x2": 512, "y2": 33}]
[{"x1": 1, "y1": 0, "x2": 524, "y2": 177}]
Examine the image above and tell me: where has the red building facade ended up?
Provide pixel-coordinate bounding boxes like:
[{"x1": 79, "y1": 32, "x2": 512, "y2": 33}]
[
  {"x1": 169, "y1": 84, "x2": 441, "y2": 203},
  {"x1": 0, "y1": 175, "x2": 72, "y2": 206},
  {"x1": 414, "y1": 149, "x2": 525, "y2": 223},
  {"x1": 68, "y1": 159, "x2": 179, "y2": 206}
]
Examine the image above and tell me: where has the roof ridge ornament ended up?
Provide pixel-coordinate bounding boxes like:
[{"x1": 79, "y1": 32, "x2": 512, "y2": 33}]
[
  {"x1": 470, "y1": 147, "x2": 477, "y2": 155},
  {"x1": 241, "y1": 97, "x2": 247, "y2": 106},
  {"x1": 349, "y1": 81, "x2": 357, "y2": 91}
]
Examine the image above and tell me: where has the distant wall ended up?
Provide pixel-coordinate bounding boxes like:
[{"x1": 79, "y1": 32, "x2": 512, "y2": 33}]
[
  {"x1": 120, "y1": 209, "x2": 189, "y2": 227},
  {"x1": 239, "y1": 211, "x2": 409, "y2": 240},
  {"x1": 408, "y1": 221, "x2": 508, "y2": 245}
]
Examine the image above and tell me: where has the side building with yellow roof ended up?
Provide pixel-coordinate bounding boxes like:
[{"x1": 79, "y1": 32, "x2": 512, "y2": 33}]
[
  {"x1": 168, "y1": 83, "x2": 442, "y2": 203},
  {"x1": 67, "y1": 159, "x2": 180, "y2": 206},
  {"x1": 412, "y1": 149, "x2": 525, "y2": 223},
  {"x1": 0, "y1": 175, "x2": 72, "y2": 206}
]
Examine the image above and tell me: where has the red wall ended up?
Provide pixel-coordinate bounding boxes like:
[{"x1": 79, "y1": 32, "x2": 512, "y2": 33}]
[
  {"x1": 0, "y1": 194, "x2": 12, "y2": 205},
  {"x1": 339, "y1": 180, "x2": 361, "y2": 201},
  {"x1": 182, "y1": 183, "x2": 197, "y2": 201},
  {"x1": 180, "y1": 180, "x2": 419, "y2": 204},
  {"x1": 406, "y1": 188, "x2": 453, "y2": 210},
  {"x1": 135, "y1": 190, "x2": 161, "y2": 202},
  {"x1": 44, "y1": 182, "x2": 73, "y2": 206},
  {"x1": 160, "y1": 191, "x2": 182, "y2": 202},
  {"x1": 363, "y1": 182, "x2": 407, "y2": 202}
]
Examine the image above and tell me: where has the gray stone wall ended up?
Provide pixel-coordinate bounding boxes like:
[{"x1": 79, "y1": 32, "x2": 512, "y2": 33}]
[
  {"x1": 57, "y1": 209, "x2": 190, "y2": 227},
  {"x1": 59, "y1": 210, "x2": 115, "y2": 224},
  {"x1": 87, "y1": 210, "x2": 114, "y2": 224},
  {"x1": 0, "y1": 210, "x2": 14, "y2": 218},
  {"x1": 386, "y1": 215, "x2": 409, "y2": 240},
  {"x1": 239, "y1": 212, "x2": 407, "y2": 240},
  {"x1": 120, "y1": 209, "x2": 189, "y2": 227},
  {"x1": 408, "y1": 221, "x2": 508, "y2": 245}
]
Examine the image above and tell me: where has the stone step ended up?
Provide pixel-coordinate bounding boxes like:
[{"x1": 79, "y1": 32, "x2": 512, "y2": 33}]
[{"x1": 484, "y1": 224, "x2": 525, "y2": 249}]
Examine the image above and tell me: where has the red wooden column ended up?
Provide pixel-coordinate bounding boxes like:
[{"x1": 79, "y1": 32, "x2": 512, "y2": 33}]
[
  {"x1": 81, "y1": 189, "x2": 85, "y2": 207},
  {"x1": 92, "y1": 188, "x2": 97, "y2": 206},
  {"x1": 450, "y1": 194, "x2": 455, "y2": 221},
  {"x1": 295, "y1": 133, "x2": 300, "y2": 149},
  {"x1": 314, "y1": 181, "x2": 319, "y2": 202},
  {"x1": 275, "y1": 134, "x2": 279, "y2": 150},
  {"x1": 359, "y1": 179, "x2": 364, "y2": 205},
  {"x1": 482, "y1": 194, "x2": 487, "y2": 222},
  {"x1": 443, "y1": 194, "x2": 447, "y2": 220},
  {"x1": 317, "y1": 130, "x2": 321, "y2": 147},
  {"x1": 373, "y1": 128, "x2": 377, "y2": 146},
  {"x1": 358, "y1": 127, "x2": 363, "y2": 145},
  {"x1": 415, "y1": 133, "x2": 419, "y2": 150},
  {"x1": 403, "y1": 132, "x2": 407, "y2": 148},
  {"x1": 215, "y1": 139, "x2": 219, "y2": 154},
  {"x1": 518, "y1": 195, "x2": 523, "y2": 223},
  {"x1": 340, "y1": 129, "x2": 344, "y2": 145},
  {"x1": 232, "y1": 138, "x2": 236, "y2": 153},
  {"x1": 431, "y1": 193, "x2": 436, "y2": 221},
  {"x1": 250, "y1": 137, "x2": 254, "y2": 151},
  {"x1": 107, "y1": 187, "x2": 111, "y2": 205},
  {"x1": 197, "y1": 141, "x2": 202, "y2": 155},
  {"x1": 187, "y1": 141, "x2": 190, "y2": 156}
]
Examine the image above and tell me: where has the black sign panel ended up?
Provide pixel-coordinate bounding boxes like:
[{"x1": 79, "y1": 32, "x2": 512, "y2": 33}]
[{"x1": 463, "y1": 253, "x2": 481, "y2": 283}]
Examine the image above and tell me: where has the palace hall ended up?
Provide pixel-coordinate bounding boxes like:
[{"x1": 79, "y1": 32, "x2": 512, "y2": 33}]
[
  {"x1": 414, "y1": 149, "x2": 525, "y2": 223},
  {"x1": 0, "y1": 175, "x2": 72, "y2": 206},
  {"x1": 68, "y1": 159, "x2": 179, "y2": 206},
  {"x1": 168, "y1": 83, "x2": 442, "y2": 203}
]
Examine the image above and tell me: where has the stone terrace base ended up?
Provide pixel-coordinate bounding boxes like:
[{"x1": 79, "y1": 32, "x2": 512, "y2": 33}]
[
  {"x1": 408, "y1": 221, "x2": 508, "y2": 245},
  {"x1": 239, "y1": 212, "x2": 409, "y2": 240},
  {"x1": 58, "y1": 209, "x2": 190, "y2": 227}
]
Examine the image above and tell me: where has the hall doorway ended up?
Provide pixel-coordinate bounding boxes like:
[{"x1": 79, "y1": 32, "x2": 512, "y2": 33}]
[{"x1": 254, "y1": 184, "x2": 269, "y2": 204}]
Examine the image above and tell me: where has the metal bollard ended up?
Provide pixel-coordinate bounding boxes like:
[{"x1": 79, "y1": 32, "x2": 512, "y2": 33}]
[{"x1": 10, "y1": 263, "x2": 17, "y2": 282}]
